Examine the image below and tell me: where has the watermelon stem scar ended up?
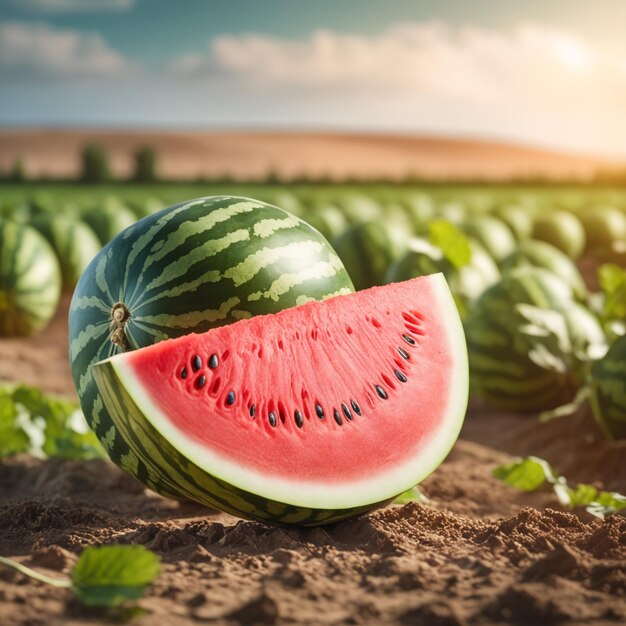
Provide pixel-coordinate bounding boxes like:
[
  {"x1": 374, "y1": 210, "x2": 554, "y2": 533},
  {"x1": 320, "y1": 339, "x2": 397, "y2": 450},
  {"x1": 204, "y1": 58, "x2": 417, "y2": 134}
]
[
  {"x1": 92, "y1": 274, "x2": 469, "y2": 525},
  {"x1": 110, "y1": 302, "x2": 131, "y2": 351}
]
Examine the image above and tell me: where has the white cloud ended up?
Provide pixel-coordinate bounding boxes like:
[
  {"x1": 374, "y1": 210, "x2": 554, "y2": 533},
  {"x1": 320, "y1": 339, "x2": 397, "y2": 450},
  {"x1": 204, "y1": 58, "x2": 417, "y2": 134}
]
[
  {"x1": 15, "y1": 0, "x2": 134, "y2": 12},
  {"x1": 0, "y1": 22, "x2": 131, "y2": 80},
  {"x1": 167, "y1": 21, "x2": 626, "y2": 155}
]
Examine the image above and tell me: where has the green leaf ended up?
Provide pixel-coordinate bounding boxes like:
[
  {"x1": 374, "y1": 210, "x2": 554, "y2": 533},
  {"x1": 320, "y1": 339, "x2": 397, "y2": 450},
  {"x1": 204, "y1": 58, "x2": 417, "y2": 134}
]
[
  {"x1": 494, "y1": 455, "x2": 626, "y2": 519},
  {"x1": 428, "y1": 220, "x2": 472, "y2": 270},
  {"x1": 492, "y1": 456, "x2": 559, "y2": 491},
  {"x1": 598, "y1": 264, "x2": 626, "y2": 336},
  {"x1": 0, "y1": 383, "x2": 105, "y2": 460},
  {"x1": 0, "y1": 388, "x2": 30, "y2": 456},
  {"x1": 394, "y1": 486, "x2": 425, "y2": 504},
  {"x1": 71, "y1": 545, "x2": 160, "y2": 608}
]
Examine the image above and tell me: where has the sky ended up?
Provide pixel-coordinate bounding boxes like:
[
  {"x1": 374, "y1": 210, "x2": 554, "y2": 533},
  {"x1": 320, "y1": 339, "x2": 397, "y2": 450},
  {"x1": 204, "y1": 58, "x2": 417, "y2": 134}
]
[{"x1": 1, "y1": 0, "x2": 626, "y2": 156}]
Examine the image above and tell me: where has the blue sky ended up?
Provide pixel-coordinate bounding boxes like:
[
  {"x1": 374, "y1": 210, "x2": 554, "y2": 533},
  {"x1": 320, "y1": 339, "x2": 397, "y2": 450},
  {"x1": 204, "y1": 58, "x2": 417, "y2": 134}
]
[{"x1": 1, "y1": 0, "x2": 626, "y2": 155}]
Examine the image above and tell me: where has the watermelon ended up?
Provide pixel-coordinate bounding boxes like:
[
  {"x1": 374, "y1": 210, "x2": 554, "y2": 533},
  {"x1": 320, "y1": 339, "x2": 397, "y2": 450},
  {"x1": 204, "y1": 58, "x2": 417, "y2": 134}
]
[
  {"x1": 31, "y1": 215, "x2": 102, "y2": 290},
  {"x1": 92, "y1": 274, "x2": 468, "y2": 525},
  {"x1": 405, "y1": 194, "x2": 435, "y2": 234},
  {"x1": 465, "y1": 267, "x2": 602, "y2": 412},
  {"x1": 500, "y1": 240, "x2": 587, "y2": 301},
  {"x1": 385, "y1": 239, "x2": 499, "y2": 314},
  {"x1": 0, "y1": 219, "x2": 61, "y2": 336},
  {"x1": 579, "y1": 206, "x2": 626, "y2": 256},
  {"x1": 83, "y1": 198, "x2": 137, "y2": 244},
  {"x1": 494, "y1": 205, "x2": 534, "y2": 241},
  {"x1": 334, "y1": 221, "x2": 409, "y2": 291},
  {"x1": 590, "y1": 334, "x2": 626, "y2": 439},
  {"x1": 305, "y1": 203, "x2": 349, "y2": 241},
  {"x1": 69, "y1": 196, "x2": 354, "y2": 493},
  {"x1": 462, "y1": 216, "x2": 516, "y2": 263},
  {"x1": 532, "y1": 210, "x2": 586, "y2": 259}
]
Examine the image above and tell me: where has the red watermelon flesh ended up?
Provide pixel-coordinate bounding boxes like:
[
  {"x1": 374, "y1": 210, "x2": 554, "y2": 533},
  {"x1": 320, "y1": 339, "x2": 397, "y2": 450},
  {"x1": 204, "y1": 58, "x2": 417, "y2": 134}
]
[{"x1": 93, "y1": 273, "x2": 468, "y2": 511}]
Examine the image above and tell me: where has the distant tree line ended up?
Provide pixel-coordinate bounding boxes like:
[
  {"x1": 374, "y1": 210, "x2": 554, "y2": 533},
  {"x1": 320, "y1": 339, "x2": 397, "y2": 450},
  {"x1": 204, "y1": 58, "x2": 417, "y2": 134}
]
[
  {"x1": 2, "y1": 143, "x2": 626, "y2": 186},
  {"x1": 0, "y1": 144, "x2": 160, "y2": 184}
]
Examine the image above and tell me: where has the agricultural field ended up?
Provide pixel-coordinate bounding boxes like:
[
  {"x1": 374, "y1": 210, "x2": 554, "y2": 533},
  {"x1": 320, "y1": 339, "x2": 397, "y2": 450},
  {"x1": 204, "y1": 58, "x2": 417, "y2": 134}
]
[{"x1": 1, "y1": 182, "x2": 626, "y2": 625}]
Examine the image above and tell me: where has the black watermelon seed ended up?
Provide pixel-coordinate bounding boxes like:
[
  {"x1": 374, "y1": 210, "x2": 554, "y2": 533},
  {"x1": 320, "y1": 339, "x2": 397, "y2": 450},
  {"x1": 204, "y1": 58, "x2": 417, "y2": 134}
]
[
  {"x1": 315, "y1": 403, "x2": 324, "y2": 419},
  {"x1": 249, "y1": 404, "x2": 256, "y2": 417},
  {"x1": 180, "y1": 367, "x2": 187, "y2": 379},
  {"x1": 375, "y1": 385, "x2": 388, "y2": 399},
  {"x1": 195, "y1": 375, "x2": 206, "y2": 389},
  {"x1": 350, "y1": 399, "x2": 361, "y2": 415},
  {"x1": 333, "y1": 409, "x2": 343, "y2": 426},
  {"x1": 394, "y1": 369, "x2": 408, "y2": 383},
  {"x1": 268, "y1": 412, "x2": 277, "y2": 427},
  {"x1": 294, "y1": 409, "x2": 303, "y2": 428},
  {"x1": 398, "y1": 347, "x2": 410, "y2": 360},
  {"x1": 341, "y1": 403, "x2": 352, "y2": 421},
  {"x1": 402, "y1": 334, "x2": 416, "y2": 345},
  {"x1": 192, "y1": 355, "x2": 202, "y2": 371},
  {"x1": 226, "y1": 391, "x2": 235, "y2": 405},
  {"x1": 208, "y1": 354, "x2": 219, "y2": 369}
]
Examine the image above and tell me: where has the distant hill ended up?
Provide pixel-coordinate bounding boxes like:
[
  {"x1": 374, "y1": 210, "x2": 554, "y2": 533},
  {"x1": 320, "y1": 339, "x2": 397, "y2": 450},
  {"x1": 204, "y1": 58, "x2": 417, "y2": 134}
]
[{"x1": 0, "y1": 129, "x2": 622, "y2": 181}]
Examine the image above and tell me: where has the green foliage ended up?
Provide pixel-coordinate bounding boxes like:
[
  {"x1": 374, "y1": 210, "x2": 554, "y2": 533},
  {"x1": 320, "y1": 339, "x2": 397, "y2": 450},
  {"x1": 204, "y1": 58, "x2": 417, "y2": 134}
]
[
  {"x1": 598, "y1": 263, "x2": 626, "y2": 337},
  {"x1": 493, "y1": 455, "x2": 626, "y2": 518},
  {"x1": 80, "y1": 144, "x2": 112, "y2": 184},
  {"x1": 493, "y1": 456, "x2": 558, "y2": 491},
  {"x1": 0, "y1": 545, "x2": 160, "y2": 613},
  {"x1": 428, "y1": 220, "x2": 471, "y2": 269},
  {"x1": 132, "y1": 146, "x2": 158, "y2": 183},
  {"x1": 0, "y1": 383, "x2": 105, "y2": 459},
  {"x1": 71, "y1": 545, "x2": 161, "y2": 608}
]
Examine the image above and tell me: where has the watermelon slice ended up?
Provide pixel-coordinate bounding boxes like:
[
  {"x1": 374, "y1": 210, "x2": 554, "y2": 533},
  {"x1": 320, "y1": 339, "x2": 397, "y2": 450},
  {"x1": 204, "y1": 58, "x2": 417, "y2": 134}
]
[{"x1": 92, "y1": 273, "x2": 468, "y2": 525}]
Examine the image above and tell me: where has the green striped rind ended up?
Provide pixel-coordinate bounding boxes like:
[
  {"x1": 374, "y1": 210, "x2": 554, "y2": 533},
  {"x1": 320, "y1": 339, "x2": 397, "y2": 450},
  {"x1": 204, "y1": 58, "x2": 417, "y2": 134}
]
[
  {"x1": 465, "y1": 267, "x2": 582, "y2": 412},
  {"x1": 0, "y1": 219, "x2": 61, "y2": 337},
  {"x1": 93, "y1": 358, "x2": 383, "y2": 525},
  {"x1": 31, "y1": 215, "x2": 102, "y2": 290},
  {"x1": 590, "y1": 335, "x2": 626, "y2": 439},
  {"x1": 500, "y1": 240, "x2": 587, "y2": 301},
  {"x1": 333, "y1": 221, "x2": 409, "y2": 291},
  {"x1": 69, "y1": 196, "x2": 354, "y2": 493}
]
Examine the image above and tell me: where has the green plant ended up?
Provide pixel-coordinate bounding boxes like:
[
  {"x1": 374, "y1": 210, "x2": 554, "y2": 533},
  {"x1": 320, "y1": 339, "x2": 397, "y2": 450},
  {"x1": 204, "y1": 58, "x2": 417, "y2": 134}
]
[
  {"x1": 0, "y1": 545, "x2": 160, "y2": 611},
  {"x1": 493, "y1": 456, "x2": 626, "y2": 518},
  {"x1": 0, "y1": 383, "x2": 105, "y2": 459}
]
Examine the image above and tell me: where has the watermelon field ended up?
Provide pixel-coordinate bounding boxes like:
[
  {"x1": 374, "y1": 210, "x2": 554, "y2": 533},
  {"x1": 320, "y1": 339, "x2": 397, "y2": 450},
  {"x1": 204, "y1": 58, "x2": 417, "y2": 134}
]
[{"x1": 1, "y1": 182, "x2": 625, "y2": 625}]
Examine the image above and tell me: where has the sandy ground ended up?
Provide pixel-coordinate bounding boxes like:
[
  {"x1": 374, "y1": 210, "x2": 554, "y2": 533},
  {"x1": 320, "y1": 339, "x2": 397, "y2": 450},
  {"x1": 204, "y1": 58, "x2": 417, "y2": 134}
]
[
  {"x1": 1, "y1": 129, "x2": 621, "y2": 182},
  {"x1": 0, "y1": 298, "x2": 625, "y2": 625}
]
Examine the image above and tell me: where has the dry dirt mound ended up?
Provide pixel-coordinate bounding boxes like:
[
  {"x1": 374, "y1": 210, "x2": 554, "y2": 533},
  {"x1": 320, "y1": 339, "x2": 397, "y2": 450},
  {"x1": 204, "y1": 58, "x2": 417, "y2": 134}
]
[{"x1": 1, "y1": 454, "x2": 624, "y2": 626}]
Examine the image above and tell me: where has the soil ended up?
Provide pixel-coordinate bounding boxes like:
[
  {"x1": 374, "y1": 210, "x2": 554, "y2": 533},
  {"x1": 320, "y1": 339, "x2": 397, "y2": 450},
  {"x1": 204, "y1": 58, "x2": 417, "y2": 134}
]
[
  {"x1": 1, "y1": 298, "x2": 625, "y2": 625},
  {"x1": 0, "y1": 129, "x2": 621, "y2": 182}
]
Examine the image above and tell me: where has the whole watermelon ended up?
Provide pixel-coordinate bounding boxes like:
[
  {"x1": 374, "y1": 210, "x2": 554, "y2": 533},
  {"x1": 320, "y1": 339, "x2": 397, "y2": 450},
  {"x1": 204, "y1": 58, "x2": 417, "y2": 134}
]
[
  {"x1": 579, "y1": 206, "x2": 626, "y2": 256},
  {"x1": 532, "y1": 210, "x2": 586, "y2": 259},
  {"x1": 494, "y1": 204, "x2": 534, "y2": 241},
  {"x1": 333, "y1": 221, "x2": 409, "y2": 291},
  {"x1": 462, "y1": 215, "x2": 516, "y2": 263},
  {"x1": 465, "y1": 267, "x2": 602, "y2": 412},
  {"x1": 590, "y1": 334, "x2": 626, "y2": 439},
  {"x1": 69, "y1": 196, "x2": 354, "y2": 491},
  {"x1": 0, "y1": 219, "x2": 61, "y2": 336},
  {"x1": 500, "y1": 240, "x2": 587, "y2": 301},
  {"x1": 31, "y1": 215, "x2": 102, "y2": 290},
  {"x1": 83, "y1": 197, "x2": 137, "y2": 245},
  {"x1": 385, "y1": 238, "x2": 499, "y2": 314}
]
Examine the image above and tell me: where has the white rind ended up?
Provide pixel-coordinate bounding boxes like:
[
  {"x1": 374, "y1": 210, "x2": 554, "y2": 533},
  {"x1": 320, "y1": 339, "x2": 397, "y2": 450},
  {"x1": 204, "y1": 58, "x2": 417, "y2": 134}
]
[{"x1": 106, "y1": 273, "x2": 468, "y2": 510}]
